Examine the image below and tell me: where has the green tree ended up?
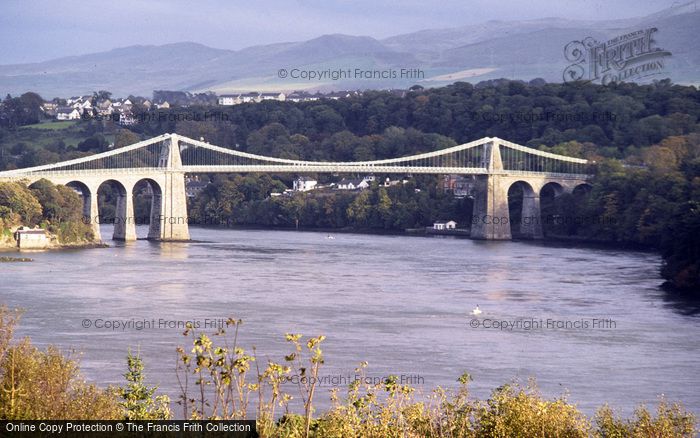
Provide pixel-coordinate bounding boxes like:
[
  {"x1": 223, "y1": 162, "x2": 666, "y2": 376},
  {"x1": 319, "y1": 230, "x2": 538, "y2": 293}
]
[
  {"x1": 30, "y1": 179, "x2": 82, "y2": 223},
  {"x1": 114, "y1": 129, "x2": 140, "y2": 149},
  {"x1": 661, "y1": 201, "x2": 700, "y2": 290},
  {"x1": 346, "y1": 191, "x2": 371, "y2": 227},
  {"x1": 375, "y1": 187, "x2": 393, "y2": 228},
  {"x1": 0, "y1": 182, "x2": 42, "y2": 226},
  {"x1": 117, "y1": 350, "x2": 171, "y2": 420}
]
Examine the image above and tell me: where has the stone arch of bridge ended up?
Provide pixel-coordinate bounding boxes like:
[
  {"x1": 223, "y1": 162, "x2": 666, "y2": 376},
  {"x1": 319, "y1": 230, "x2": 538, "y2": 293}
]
[
  {"x1": 132, "y1": 177, "x2": 164, "y2": 240},
  {"x1": 97, "y1": 179, "x2": 135, "y2": 241}
]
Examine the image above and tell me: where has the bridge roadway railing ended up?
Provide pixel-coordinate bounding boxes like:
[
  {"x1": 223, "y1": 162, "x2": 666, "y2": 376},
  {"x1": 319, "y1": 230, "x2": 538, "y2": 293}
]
[
  {"x1": 180, "y1": 165, "x2": 491, "y2": 174},
  {"x1": 0, "y1": 167, "x2": 592, "y2": 180},
  {"x1": 0, "y1": 167, "x2": 164, "y2": 178}
]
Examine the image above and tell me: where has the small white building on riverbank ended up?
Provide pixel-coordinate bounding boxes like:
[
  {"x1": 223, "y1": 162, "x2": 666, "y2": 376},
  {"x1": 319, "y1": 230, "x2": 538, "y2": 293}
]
[
  {"x1": 14, "y1": 227, "x2": 49, "y2": 249},
  {"x1": 433, "y1": 220, "x2": 457, "y2": 231}
]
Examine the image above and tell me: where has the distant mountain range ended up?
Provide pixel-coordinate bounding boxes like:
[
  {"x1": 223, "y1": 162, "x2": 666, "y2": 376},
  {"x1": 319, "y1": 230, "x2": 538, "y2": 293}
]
[{"x1": 1, "y1": 2, "x2": 698, "y2": 98}]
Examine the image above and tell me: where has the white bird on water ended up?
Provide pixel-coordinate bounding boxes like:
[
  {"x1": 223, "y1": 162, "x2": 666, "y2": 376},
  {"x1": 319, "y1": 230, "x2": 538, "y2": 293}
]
[{"x1": 471, "y1": 305, "x2": 482, "y2": 316}]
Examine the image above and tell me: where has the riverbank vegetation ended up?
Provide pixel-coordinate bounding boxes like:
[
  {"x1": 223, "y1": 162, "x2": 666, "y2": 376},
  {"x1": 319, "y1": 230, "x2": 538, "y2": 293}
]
[
  {"x1": 1, "y1": 79, "x2": 699, "y2": 289},
  {"x1": 0, "y1": 307, "x2": 696, "y2": 437},
  {"x1": 188, "y1": 173, "x2": 471, "y2": 231},
  {"x1": 0, "y1": 179, "x2": 94, "y2": 247}
]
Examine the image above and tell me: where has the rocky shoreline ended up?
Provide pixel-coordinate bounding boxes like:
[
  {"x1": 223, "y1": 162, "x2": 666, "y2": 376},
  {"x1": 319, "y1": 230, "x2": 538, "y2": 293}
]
[
  {"x1": 1, "y1": 229, "x2": 107, "y2": 252},
  {"x1": 0, "y1": 240, "x2": 108, "y2": 251},
  {"x1": 0, "y1": 256, "x2": 33, "y2": 262}
]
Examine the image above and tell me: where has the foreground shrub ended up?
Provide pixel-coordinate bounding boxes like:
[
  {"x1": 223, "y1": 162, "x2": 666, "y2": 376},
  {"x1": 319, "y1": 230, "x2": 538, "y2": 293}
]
[
  {"x1": 0, "y1": 306, "x2": 173, "y2": 421},
  {"x1": 595, "y1": 401, "x2": 696, "y2": 438},
  {"x1": 476, "y1": 382, "x2": 590, "y2": 437},
  {"x1": 0, "y1": 319, "x2": 120, "y2": 419},
  {"x1": 175, "y1": 319, "x2": 696, "y2": 437}
]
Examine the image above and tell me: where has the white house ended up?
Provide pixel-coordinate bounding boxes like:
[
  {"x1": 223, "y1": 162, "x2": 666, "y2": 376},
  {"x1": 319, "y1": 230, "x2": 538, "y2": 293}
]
[
  {"x1": 287, "y1": 92, "x2": 319, "y2": 102},
  {"x1": 218, "y1": 95, "x2": 240, "y2": 105},
  {"x1": 293, "y1": 177, "x2": 318, "y2": 192},
  {"x1": 78, "y1": 100, "x2": 92, "y2": 111},
  {"x1": 382, "y1": 177, "x2": 411, "y2": 187},
  {"x1": 260, "y1": 92, "x2": 286, "y2": 101},
  {"x1": 185, "y1": 179, "x2": 209, "y2": 198},
  {"x1": 56, "y1": 107, "x2": 82, "y2": 120},
  {"x1": 219, "y1": 92, "x2": 286, "y2": 106},
  {"x1": 241, "y1": 92, "x2": 261, "y2": 103},
  {"x1": 68, "y1": 98, "x2": 91, "y2": 114},
  {"x1": 433, "y1": 220, "x2": 457, "y2": 230},
  {"x1": 117, "y1": 110, "x2": 135, "y2": 126},
  {"x1": 336, "y1": 178, "x2": 369, "y2": 190}
]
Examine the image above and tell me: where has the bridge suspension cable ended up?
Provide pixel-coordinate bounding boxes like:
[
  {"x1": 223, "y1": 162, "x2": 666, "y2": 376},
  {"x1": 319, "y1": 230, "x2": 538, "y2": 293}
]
[{"x1": 0, "y1": 134, "x2": 592, "y2": 178}]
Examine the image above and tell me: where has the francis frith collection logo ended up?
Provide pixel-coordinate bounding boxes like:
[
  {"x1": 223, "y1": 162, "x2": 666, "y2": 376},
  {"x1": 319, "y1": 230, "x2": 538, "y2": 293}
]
[{"x1": 563, "y1": 27, "x2": 671, "y2": 84}]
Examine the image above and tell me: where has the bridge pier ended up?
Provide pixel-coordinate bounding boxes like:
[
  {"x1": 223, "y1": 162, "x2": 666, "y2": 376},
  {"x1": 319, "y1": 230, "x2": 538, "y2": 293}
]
[
  {"x1": 113, "y1": 189, "x2": 137, "y2": 241},
  {"x1": 147, "y1": 190, "x2": 163, "y2": 240},
  {"x1": 470, "y1": 174, "x2": 512, "y2": 240},
  {"x1": 85, "y1": 186, "x2": 102, "y2": 242},
  {"x1": 520, "y1": 194, "x2": 543, "y2": 239},
  {"x1": 157, "y1": 171, "x2": 190, "y2": 241}
]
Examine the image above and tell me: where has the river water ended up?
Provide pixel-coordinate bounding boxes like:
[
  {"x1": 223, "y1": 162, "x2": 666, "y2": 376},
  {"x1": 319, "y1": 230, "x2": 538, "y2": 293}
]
[{"x1": 2, "y1": 226, "x2": 699, "y2": 417}]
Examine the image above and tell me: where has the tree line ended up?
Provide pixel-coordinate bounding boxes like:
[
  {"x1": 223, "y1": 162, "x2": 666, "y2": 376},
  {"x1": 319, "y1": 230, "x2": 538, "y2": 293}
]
[{"x1": 0, "y1": 78, "x2": 698, "y2": 290}]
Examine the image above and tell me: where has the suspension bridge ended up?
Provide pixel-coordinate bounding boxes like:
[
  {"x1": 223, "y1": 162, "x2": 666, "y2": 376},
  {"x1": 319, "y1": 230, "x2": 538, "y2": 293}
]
[{"x1": 0, "y1": 133, "x2": 592, "y2": 241}]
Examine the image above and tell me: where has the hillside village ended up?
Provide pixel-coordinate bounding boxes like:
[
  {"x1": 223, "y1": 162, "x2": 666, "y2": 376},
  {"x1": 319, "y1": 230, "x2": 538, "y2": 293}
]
[
  {"x1": 40, "y1": 95, "x2": 165, "y2": 125},
  {"x1": 217, "y1": 90, "x2": 365, "y2": 105},
  {"x1": 37, "y1": 89, "x2": 403, "y2": 125}
]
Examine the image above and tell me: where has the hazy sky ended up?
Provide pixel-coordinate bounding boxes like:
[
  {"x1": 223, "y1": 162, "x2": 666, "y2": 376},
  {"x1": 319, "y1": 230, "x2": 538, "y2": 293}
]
[{"x1": 0, "y1": 0, "x2": 680, "y2": 64}]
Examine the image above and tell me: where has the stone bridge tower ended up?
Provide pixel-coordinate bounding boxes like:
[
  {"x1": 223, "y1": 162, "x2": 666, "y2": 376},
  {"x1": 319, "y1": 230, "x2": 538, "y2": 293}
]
[
  {"x1": 470, "y1": 141, "x2": 512, "y2": 240},
  {"x1": 156, "y1": 134, "x2": 190, "y2": 241},
  {"x1": 470, "y1": 139, "x2": 587, "y2": 240}
]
